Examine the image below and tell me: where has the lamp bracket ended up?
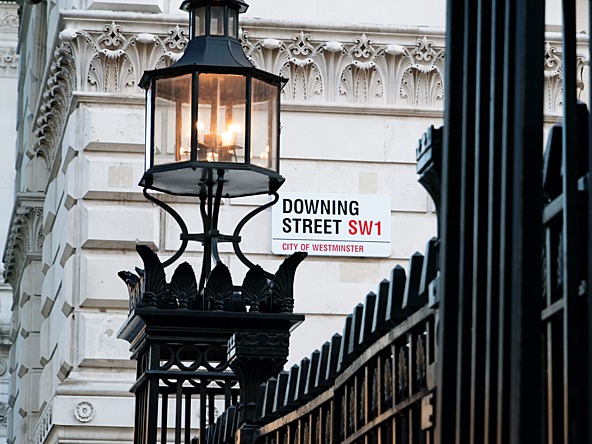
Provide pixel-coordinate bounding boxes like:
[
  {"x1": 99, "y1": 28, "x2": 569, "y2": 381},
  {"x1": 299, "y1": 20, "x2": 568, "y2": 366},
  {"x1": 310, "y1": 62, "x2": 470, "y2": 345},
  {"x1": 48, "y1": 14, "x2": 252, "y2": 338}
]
[
  {"x1": 142, "y1": 185, "x2": 281, "y2": 285},
  {"x1": 181, "y1": 231, "x2": 241, "y2": 243},
  {"x1": 142, "y1": 188, "x2": 189, "y2": 268},
  {"x1": 232, "y1": 192, "x2": 280, "y2": 279}
]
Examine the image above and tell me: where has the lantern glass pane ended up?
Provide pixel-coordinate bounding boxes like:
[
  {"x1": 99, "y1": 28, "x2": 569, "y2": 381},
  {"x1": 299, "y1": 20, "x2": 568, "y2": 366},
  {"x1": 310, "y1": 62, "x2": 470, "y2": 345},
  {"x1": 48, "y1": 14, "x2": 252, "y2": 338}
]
[
  {"x1": 211, "y1": 6, "x2": 224, "y2": 35},
  {"x1": 250, "y1": 78, "x2": 278, "y2": 171},
  {"x1": 194, "y1": 7, "x2": 206, "y2": 37},
  {"x1": 228, "y1": 9, "x2": 237, "y2": 38},
  {"x1": 197, "y1": 73, "x2": 246, "y2": 163},
  {"x1": 145, "y1": 84, "x2": 152, "y2": 170},
  {"x1": 153, "y1": 74, "x2": 192, "y2": 165}
]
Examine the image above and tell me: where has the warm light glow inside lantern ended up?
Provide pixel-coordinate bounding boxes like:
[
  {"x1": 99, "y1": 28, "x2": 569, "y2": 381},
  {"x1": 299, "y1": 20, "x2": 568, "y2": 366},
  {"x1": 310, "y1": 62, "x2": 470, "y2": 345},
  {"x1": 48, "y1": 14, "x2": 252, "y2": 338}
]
[
  {"x1": 140, "y1": 0, "x2": 286, "y2": 198},
  {"x1": 147, "y1": 72, "x2": 280, "y2": 172}
]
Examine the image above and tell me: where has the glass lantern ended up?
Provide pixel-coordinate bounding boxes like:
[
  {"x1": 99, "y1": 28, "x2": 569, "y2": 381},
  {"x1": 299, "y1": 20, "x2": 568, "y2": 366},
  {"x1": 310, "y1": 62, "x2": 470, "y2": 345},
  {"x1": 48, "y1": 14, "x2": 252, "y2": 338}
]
[{"x1": 139, "y1": 0, "x2": 286, "y2": 198}]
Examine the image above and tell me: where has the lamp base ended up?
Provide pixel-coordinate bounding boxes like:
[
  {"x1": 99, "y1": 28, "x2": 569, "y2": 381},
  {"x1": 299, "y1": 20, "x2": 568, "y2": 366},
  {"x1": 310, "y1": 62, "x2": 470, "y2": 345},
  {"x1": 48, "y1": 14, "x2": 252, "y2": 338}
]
[{"x1": 141, "y1": 162, "x2": 284, "y2": 198}]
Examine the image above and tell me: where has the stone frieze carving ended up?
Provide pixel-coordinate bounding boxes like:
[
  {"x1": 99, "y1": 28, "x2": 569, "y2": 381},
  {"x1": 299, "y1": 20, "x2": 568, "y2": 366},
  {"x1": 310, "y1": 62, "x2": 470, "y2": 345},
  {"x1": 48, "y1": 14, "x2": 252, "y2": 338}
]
[
  {"x1": 0, "y1": 47, "x2": 18, "y2": 77},
  {"x1": 58, "y1": 21, "x2": 187, "y2": 93},
  {"x1": 0, "y1": 8, "x2": 19, "y2": 30},
  {"x1": 543, "y1": 41, "x2": 588, "y2": 114},
  {"x1": 28, "y1": 19, "x2": 588, "y2": 184},
  {"x1": 50, "y1": 20, "x2": 448, "y2": 108},
  {"x1": 53, "y1": 19, "x2": 582, "y2": 113},
  {"x1": 0, "y1": 4, "x2": 18, "y2": 76},
  {"x1": 242, "y1": 30, "x2": 445, "y2": 107}
]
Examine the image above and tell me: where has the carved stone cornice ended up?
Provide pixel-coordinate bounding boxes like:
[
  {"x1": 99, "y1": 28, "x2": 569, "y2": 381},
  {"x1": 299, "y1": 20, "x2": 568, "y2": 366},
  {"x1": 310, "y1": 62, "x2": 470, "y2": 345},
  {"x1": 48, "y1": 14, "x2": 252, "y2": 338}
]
[
  {"x1": 2, "y1": 193, "x2": 45, "y2": 290},
  {"x1": 543, "y1": 36, "x2": 589, "y2": 114},
  {"x1": 30, "y1": 43, "x2": 75, "y2": 172},
  {"x1": 52, "y1": 16, "x2": 449, "y2": 107},
  {"x1": 28, "y1": 14, "x2": 589, "y2": 183},
  {"x1": 242, "y1": 31, "x2": 445, "y2": 107}
]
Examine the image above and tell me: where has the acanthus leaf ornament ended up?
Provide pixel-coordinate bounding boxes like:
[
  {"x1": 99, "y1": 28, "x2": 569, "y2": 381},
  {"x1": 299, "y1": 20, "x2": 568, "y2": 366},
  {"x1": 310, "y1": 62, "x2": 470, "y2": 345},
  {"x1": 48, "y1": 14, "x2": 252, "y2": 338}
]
[
  {"x1": 4, "y1": 206, "x2": 44, "y2": 289},
  {"x1": 241, "y1": 265, "x2": 270, "y2": 313},
  {"x1": 119, "y1": 248, "x2": 306, "y2": 314}
]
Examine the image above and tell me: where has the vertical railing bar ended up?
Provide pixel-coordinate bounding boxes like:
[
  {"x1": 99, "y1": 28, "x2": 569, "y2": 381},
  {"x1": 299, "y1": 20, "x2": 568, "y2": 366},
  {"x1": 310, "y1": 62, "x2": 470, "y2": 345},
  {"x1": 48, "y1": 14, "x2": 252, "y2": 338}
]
[
  {"x1": 471, "y1": 0, "x2": 493, "y2": 442},
  {"x1": 148, "y1": 379, "x2": 161, "y2": 444},
  {"x1": 455, "y1": 0, "x2": 478, "y2": 441},
  {"x1": 185, "y1": 390, "x2": 192, "y2": 444},
  {"x1": 436, "y1": 0, "x2": 467, "y2": 441},
  {"x1": 147, "y1": 346, "x2": 162, "y2": 444},
  {"x1": 225, "y1": 379, "x2": 232, "y2": 409},
  {"x1": 200, "y1": 380, "x2": 208, "y2": 438},
  {"x1": 162, "y1": 392, "x2": 169, "y2": 444},
  {"x1": 508, "y1": 0, "x2": 544, "y2": 441},
  {"x1": 175, "y1": 381, "x2": 183, "y2": 444},
  {"x1": 496, "y1": 0, "x2": 516, "y2": 441},
  {"x1": 561, "y1": 1, "x2": 586, "y2": 442},
  {"x1": 588, "y1": 1, "x2": 592, "y2": 441}
]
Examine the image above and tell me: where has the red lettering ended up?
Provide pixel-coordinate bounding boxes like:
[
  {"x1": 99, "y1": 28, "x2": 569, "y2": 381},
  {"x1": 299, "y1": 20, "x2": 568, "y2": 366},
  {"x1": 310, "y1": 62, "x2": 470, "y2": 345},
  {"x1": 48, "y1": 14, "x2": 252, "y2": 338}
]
[
  {"x1": 348, "y1": 220, "x2": 357, "y2": 235},
  {"x1": 358, "y1": 220, "x2": 373, "y2": 235},
  {"x1": 348, "y1": 220, "x2": 382, "y2": 236}
]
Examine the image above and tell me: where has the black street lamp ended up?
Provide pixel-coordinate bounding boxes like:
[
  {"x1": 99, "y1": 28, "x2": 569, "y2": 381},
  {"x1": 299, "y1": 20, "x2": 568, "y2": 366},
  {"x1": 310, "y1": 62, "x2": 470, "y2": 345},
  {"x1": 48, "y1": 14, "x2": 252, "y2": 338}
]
[
  {"x1": 137, "y1": 0, "x2": 292, "y2": 291},
  {"x1": 117, "y1": 1, "x2": 306, "y2": 443},
  {"x1": 140, "y1": 0, "x2": 285, "y2": 199}
]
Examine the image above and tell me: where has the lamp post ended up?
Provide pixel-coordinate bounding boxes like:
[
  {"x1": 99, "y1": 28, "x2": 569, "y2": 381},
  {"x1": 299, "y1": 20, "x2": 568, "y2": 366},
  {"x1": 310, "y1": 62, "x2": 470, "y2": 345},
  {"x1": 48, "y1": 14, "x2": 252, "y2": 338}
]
[{"x1": 117, "y1": 1, "x2": 306, "y2": 443}]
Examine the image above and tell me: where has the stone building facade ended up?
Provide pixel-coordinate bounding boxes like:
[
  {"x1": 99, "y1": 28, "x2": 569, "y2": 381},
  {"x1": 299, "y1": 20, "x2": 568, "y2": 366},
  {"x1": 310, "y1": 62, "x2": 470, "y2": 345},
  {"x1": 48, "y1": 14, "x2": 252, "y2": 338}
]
[
  {"x1": 1, "y1": 0, "x2": 587, "y2": 443},
  {"x1": 1, "y1": 1, "x2": 20, "y2": 442}
]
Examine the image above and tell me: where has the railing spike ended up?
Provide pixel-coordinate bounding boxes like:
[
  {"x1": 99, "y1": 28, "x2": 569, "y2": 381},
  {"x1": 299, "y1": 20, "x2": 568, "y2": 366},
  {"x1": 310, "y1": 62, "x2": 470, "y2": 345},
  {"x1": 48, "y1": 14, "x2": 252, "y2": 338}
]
[
  {"x1": 402, "y1": 252, "x2": 426, "y2": 311},
  {"x1": 386, "y1": 265, "x2": 407, "y2": 324},
  {"x1": 359, "y1": 292, "x2": 378, "y2": 345}
]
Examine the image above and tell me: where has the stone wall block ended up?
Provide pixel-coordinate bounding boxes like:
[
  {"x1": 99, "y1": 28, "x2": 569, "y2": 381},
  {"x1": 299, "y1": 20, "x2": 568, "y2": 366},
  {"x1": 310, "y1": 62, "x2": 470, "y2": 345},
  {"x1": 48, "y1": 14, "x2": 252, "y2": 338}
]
[
  {"x1": 38, "y1": 361, "x2": 55, "y2": 418},
  {"x1": 39, "y1": 317, "x2": 52, "y2": 368},
  {"x1": 41, "y1": 231, "x2": 53, "y2": 275},
  {"x1": 55, "y1": 314, "x2": 74, "y2": 382},
  {"x1": 52, "y1": 395, "x2": 135, "y2": 429},
  {"x1": 40, "y1": 266, "x2": 57, "y2": 319},
  {"x1": 21, "y1": 294, "x2": 41, "y2": 342},
  {"x1": 79, "y1": 105, "x2": 145, "y2": 153},
  {"x1": 20, "y1": 369, "x2": 41, "y2": 416},
  {"x1": 44, "y1": 180, "x2": 58, "y2": 236},
  {"x1": 43, "y1": 308, "x2": 68, "y2": 372},
  {"x1": 19, "y1": 261, "x2": 43, "y2": 305},
  {"x1": 391, "y1": 212, "x2": 437, "y2": 259},
  {"x1": 79, "y1": 253, "x2": 137, "y2": 308},
  {"x1": 78, "y1": 201, "x2": 159, "y2": 250},
  {"x1": 77, "y1": 312, "x2": 135, "y2": 368},
  {"x1": 81, "y1": 152, "x2": 145, "y2": 200},
  {"x1": 60, "y1": 254, "x2": 75, "y2": 317}
]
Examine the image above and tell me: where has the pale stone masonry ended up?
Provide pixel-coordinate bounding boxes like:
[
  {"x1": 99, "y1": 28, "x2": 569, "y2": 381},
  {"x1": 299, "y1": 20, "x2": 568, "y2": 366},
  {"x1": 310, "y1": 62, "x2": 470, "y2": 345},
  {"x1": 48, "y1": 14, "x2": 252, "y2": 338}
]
[{"x1": 1, "y1": 0, "x2": 588, "y2": 443}]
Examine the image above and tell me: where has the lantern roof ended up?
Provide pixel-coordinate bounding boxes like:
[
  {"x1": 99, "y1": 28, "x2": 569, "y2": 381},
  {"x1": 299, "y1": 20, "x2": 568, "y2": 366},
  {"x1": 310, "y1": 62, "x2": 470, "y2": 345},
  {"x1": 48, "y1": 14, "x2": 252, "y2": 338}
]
[
  {"x1": 180, "y1": 0, "x2": 249, "y2": 14},
  {"x1": 139, "y1": 0, "x2": 286, "y2": 88}
]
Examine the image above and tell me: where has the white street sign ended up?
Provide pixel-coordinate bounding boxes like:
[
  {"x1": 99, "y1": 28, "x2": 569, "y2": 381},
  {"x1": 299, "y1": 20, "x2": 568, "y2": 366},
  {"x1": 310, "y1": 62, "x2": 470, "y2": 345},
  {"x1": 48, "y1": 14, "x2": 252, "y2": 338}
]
[{"x1": 271, "y1": 192, "x2": 391, "y2": 257}]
